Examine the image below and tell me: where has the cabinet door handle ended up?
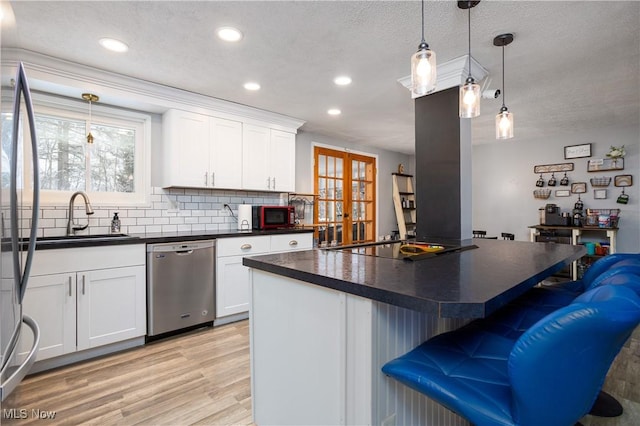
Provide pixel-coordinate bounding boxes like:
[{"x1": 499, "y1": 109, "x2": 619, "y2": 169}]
[
  {"x1": 204, "y1": 172, "x2": 208, "y2": 186},
  {"x1": 240, "y1": 244, "x2": 252, "y2": 250},
  {"x1": 68, "y1": 276, "x2": 72, "y2": 296},
  {"x1": 266, "y1": 177, "x2": 271, "y2": 189},
  {"x1": 289, "y1": 240, "x2": 298, "y2": 246},
  {"x1": 211, "y1": 171, "x2": 215, "y2": 187},
  {"x1": 82, "y1": 275, "x2": 86, "y2": 295},
  {"x1": 272, "y1": 177, "x2": 276, "y2": 189}
]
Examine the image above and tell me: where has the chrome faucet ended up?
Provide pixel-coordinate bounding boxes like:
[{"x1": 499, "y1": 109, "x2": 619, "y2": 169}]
[{"x1": 67, "y1": 191, "x2": 94, "y2": 235}]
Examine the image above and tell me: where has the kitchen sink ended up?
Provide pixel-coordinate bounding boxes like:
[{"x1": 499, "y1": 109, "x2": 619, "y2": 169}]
[
  {"x1": 25, "y1": 233, "x2": 140, "y2": 248},
  {"x1": 37, "y1": 233, "x2": 133, "y2": 242}
]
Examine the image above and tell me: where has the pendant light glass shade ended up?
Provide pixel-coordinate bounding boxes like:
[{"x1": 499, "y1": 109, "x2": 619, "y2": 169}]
[
  {"x1": 459, "y1": 77, "x2": 480, "y2": 118},
  {"x1": 411, "y1": 43, "x2": 437, "y2": 96},
  {"x1": 495, "y1": 107, "x2": 513, "y2": 139},
  {"x1": 494, "y1": 33, "x2": 514, "y2": 139},
  {"x1": 410, "y1": 0, "x2": 437, "y2": 97},
  {"x1": 458, "y1": 2, "x2": 480, "y2": 118}
]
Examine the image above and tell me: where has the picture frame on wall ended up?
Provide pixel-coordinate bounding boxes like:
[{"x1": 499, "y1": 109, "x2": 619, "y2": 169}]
[
  {"x1": 564, "y1": 143, "x2": 592, "y2": 159},
  {"x1": 571, "y1": 182, "x2": 587, "y2": 194},
  {"x1": 594, "y1": 189, "x2": 607, "y2": 199},
  {"x1": 555, "y1": 189, "x2": 571, "y2": 197},
  {"x1": 614, "y1": 174, "x2": 633, "y2": 187}
]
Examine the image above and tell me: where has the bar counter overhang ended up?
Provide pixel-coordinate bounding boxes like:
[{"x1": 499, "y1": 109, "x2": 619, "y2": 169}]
[{"x1": 244, "y1": 239, "x2": 585, "y2": 425}]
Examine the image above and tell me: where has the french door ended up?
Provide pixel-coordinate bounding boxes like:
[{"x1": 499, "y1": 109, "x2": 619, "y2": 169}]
[{"x1": 314, "y1": 146, "x2": 376, "y2": 246}]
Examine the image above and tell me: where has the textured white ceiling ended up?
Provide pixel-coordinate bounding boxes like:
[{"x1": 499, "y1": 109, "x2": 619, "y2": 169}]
[{"x1": 3, "y1": 1, "x2": 639, "y2": 154}]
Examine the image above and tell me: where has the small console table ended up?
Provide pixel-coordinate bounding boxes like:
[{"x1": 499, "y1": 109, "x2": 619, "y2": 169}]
[{"x1": 529, "y1": 225, "x2": 618, "y2": 280}]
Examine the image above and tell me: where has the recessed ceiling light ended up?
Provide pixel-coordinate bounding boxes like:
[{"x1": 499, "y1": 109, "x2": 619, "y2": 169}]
[
  {"x1": 99, "y1": 38, "x2": 129, "y2": 53},
  {"x1": 334, "y1": 76, "x2": 352, "y2": 86},
  {"x1": 244, "y1": 82, "x2": 261, "y2": 91},
  {"x1": 217, "y1": 27, "x2": 243, "y2": 42},
  {"x1": 327, "y1": 109, "x2": 342, "y2": 116}
]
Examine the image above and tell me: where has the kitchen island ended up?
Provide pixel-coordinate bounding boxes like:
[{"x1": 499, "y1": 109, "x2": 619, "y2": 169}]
[{"x1": 244, "y1": 239, "x2": 584, "y2": 426}]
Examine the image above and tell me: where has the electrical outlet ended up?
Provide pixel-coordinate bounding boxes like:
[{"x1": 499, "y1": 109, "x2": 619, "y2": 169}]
[{"x1": 381, "y1": 413, "x2": 396, "y2": 426}]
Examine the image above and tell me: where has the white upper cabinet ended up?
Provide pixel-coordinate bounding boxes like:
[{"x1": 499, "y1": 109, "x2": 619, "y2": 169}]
[
  {"x1": 162, "y1": 109, "x2": 211, "y2": 188},
  {"x1": 242, "y1": 124, "x2": 272, "y2": 191},
  {"x1": 163, "y1": 109, "x2": 295, "y2": 192},
  {"x1": 162, "y1": 109, "x2": 243, "y2": 189},
  {"x1": 242, "y1": 124, "x2": 296, "y2": 192},
  {"x1": 269, "y1": 129, "x2": 296, "y2": 192},
  {"x1": 211, "y1": 117, "x2": 243, "y2": 189}
]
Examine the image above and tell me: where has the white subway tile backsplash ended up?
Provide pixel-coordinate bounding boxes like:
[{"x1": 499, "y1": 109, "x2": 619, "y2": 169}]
[
  {"x1": 34, "y1": 187, "x2": 284, "y2": 236},
  {"x1": 43, "y1": 210, "x2": 67, "y2": 219}
]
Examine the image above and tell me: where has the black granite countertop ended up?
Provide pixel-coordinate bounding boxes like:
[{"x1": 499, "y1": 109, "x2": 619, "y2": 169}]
[
  {"x1": 26, "y1": 227, "x2": 313, "y2": 250},
  {"x1": 243, "y1": 238, "x2": 585, "y2": 319}
]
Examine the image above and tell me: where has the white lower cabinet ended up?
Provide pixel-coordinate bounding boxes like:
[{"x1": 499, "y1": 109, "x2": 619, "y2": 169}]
[
  {"x1": 20, "y1": 245, "x2": 146, "y2": 362},
  {"x1": 216, "y1": 233, "x2": 313, "y2": 318}
]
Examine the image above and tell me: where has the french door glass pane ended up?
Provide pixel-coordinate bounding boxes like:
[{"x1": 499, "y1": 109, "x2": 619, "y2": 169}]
[
  {"x1": 328, "y1": 156, "x2": 335, "y2": 177},
  {"x1": 319, "y1": 155, "x2": 326, "y2": 175},
  {"x1": 318, "y1": 178, "x2": 326, "y2": 200},
  {"x1": 336, "y1": 158, "x2": 343, "y2": 178}
]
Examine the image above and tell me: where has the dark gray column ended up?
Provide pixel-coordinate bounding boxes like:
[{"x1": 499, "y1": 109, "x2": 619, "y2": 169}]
[{"x1": 414, "y1": 86, "x2": 472, "y2": 243}]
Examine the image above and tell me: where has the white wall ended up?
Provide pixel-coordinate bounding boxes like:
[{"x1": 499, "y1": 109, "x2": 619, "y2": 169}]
[
  {"x1": 472, "y1": 125, "x2": 639, "y2": 252},
  {"x1": 294, "y1": 130, "x2": 412, "y2": 239}
]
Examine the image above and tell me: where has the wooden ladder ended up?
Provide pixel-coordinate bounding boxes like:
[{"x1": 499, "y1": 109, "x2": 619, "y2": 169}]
[{"x1": 392, "y1": 173, "x2": 416, "y2": 239}]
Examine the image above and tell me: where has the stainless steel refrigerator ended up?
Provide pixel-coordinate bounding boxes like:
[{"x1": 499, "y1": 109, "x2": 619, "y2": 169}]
[{"x1": 0, "y1": 62, "x2": 41, "y2": 401}]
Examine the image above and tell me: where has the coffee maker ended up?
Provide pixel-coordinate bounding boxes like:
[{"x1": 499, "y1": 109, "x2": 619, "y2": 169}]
[
  {"x1": 572, "y1": 197, "x2": 584, "y2": 227},
  {"x1": 544, "y1": 204, "x2": 566, "y2": 226}
]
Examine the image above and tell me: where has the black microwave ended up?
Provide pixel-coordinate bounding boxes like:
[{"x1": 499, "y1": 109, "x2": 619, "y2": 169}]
[{"x1": 252, "y1": 205, "x2": 295, "y2": 230}]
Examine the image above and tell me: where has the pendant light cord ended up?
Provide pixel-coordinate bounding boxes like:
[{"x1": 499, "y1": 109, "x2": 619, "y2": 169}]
[
  {"x1": 420, "y1": 0, "x2": 425, "y2": 44},
  {"x1": 501, "y1": 45, "x2": 506, "y2": 108},
  {"x1": 467, "y1": 5, "x2": 472, "y2": 79}
]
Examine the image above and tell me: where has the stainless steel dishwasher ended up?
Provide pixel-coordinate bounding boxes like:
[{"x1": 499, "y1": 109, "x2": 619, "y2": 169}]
[{"x1": 147, "y1": 240, "x2": 215, "y2": 338}]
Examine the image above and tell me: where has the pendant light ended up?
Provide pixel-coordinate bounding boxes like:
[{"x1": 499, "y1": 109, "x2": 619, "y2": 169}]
[
  {"x1": 458, "y1": 1, "x2": 480, "y2": 118},
  {"x1": 494, "y1": 33, "x2": 514, "y2": 139},
  {"x1": 410, "y1": 0, "x2": 437, "y2": 97},
  {"x1": 82, "y1": 93, "x2": 99, "y2": 145}
]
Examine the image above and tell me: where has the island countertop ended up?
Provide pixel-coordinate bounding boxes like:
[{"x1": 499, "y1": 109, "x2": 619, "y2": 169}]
[{"x1": 243, "y1": 238, "x2": 585, "y2": 318}]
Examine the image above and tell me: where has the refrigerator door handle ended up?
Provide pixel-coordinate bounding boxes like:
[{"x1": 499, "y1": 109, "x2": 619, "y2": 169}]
[
  {"x1": 0, "y1": 315, "x2": 40, "y2": 402},
  {"x1": 13, "y1": 63, "x2": 40, "y2": 303}
]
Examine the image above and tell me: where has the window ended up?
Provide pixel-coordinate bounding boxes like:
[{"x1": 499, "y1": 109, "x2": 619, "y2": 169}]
[{"x1": 21, "y1": 95, "x2": 150, "y2": 205}]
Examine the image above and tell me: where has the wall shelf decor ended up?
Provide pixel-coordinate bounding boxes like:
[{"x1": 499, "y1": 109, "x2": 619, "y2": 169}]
[
  {"x1": 533, "y1": 189, "x2": 551, "y2": 199},
  {"x1": 555, "y1": 189, "x2": 571, "y2": 197},
  {"x1": 590, "y1": 177, "x2": 611, "y2": 187},
  {"x1": 594, "y1": 189, "x2": 607, "y2": 199},
  {"x1": 564, "y1": 143, "x2": 592, "y2": 159},
  {"x1": 614, "y1": 175, "x2": 633, "y2": 187},
  {"x1": 571, "y1": 182, "x2": 587, "y2": 194},
  {"x1": 533, "y1": 163, "x2": 574, "y2": 174},
  {"x1": 587, "y1": 158, "x2": 624, "y2": 172}
]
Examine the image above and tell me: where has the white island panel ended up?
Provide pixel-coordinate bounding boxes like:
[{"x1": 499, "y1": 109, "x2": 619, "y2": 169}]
[{"x1": 249, "y1": 269, "x2": 469, "y2": 426}]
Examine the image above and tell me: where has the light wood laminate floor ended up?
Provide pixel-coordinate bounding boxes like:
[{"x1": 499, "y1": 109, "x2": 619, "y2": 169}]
[
  {"x1": 2, "y1": 321, "x2": 252, "y2": 425},
  {"x1": 2, "y1": 320, "x2": 639, "y2": 425}
]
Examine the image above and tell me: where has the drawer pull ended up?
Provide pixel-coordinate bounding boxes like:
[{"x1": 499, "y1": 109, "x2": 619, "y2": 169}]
[
  {"x1": 289, "y1": 240, "x2": 298, "y2": 246},
  {"x1": 241, "y1": 244, "x2": 252, "y2": 250}
]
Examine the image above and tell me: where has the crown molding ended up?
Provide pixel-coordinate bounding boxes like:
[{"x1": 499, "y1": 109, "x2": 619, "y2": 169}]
[
  {"x1": 397, "y1": 55, "x2": 489, "y2": 99},
  {"x1": 1, "y1": 48, "x2": 305, "y2": 132}
]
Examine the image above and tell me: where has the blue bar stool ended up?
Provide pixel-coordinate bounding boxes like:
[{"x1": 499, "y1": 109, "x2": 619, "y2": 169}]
[{"x1": 382, "y1": 283, "x2": 640, "y2": 426}]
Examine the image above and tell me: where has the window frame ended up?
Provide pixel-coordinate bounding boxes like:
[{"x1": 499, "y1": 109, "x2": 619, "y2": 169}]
[{"x1": 24, "y1": 93, "x2": 151, "y2": 206}]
